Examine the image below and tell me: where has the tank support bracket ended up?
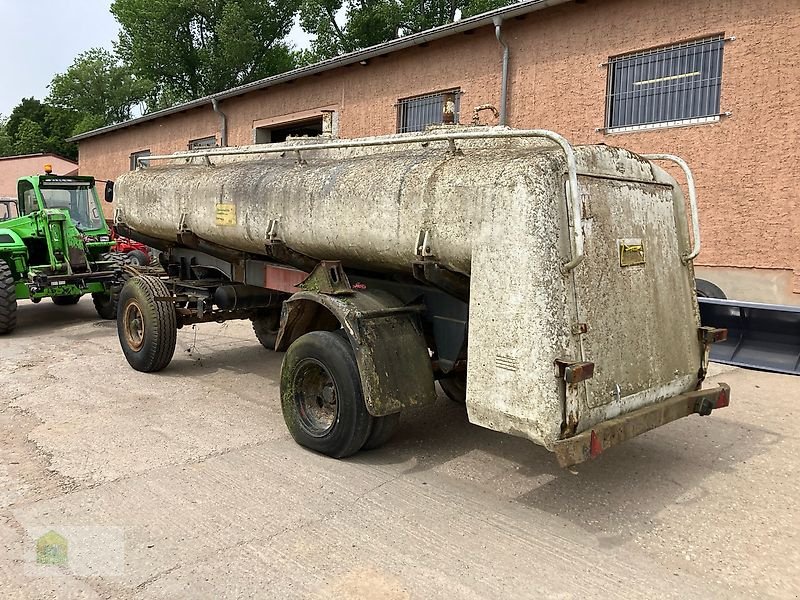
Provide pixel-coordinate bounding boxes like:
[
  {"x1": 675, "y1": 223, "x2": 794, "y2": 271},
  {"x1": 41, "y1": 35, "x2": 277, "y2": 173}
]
[{"x1": 298, "y1": 261, "x2": 353, "y2": 296}]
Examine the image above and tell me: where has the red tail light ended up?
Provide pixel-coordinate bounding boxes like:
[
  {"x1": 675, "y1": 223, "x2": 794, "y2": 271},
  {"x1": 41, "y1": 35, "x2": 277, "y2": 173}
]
[
  {"x1": 589, "y1": 430, "x2": 603, "y2": 458},
  {"x1": 714, "y1": 387, "x2": 730, "y2": 409}
]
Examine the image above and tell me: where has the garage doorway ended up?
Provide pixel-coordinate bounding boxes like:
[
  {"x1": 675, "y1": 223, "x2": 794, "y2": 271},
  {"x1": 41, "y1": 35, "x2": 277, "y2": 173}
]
[{"x1": 254, "y1": 116, "x2": 324, "y2": 144}]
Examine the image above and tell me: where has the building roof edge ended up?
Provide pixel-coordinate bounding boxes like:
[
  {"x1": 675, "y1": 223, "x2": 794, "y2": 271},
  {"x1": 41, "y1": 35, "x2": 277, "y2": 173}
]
[{"x1": 67, "y1": 0, "x2": 570, "y2": 142}]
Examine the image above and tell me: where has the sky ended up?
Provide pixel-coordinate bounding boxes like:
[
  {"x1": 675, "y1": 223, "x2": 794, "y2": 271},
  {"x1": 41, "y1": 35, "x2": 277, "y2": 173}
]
[{"x1": 0, "y1": 0, "x2": 312, "y2": 118}]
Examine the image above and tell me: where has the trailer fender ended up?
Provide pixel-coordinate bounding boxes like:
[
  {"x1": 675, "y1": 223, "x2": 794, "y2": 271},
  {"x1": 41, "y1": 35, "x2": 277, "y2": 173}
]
[{"x1": 276, "y1": 289, "x2": 436, "y2": 416}]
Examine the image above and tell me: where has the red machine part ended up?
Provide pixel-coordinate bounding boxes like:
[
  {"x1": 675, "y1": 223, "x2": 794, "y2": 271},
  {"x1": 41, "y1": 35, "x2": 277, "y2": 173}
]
[{"x1": 110, "y1": 225, "x2": 151, "y2": 263}]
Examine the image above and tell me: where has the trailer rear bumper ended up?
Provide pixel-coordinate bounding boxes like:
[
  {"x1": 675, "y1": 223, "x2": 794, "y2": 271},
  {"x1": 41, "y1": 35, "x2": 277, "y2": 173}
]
[{"x1": 553, "y1": 383, "x2": 730, "y2": 468}]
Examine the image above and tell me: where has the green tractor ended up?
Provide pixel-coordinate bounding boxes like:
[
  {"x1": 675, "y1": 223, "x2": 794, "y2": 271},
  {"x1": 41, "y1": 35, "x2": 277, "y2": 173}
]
[{"x1": 0, "y1": 169, "x2": 123, "y2": 334}]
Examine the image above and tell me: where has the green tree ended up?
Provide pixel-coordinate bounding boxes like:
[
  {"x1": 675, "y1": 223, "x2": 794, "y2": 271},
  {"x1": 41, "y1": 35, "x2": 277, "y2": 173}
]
[
  {"x1": 1, "y1": 99, "x2": 80, "y2": 160},
  {"x1": 0, "y1": 117, "x2": 13, "y2": 157},
  {"x1": 43, "y1": 107, "x2": 83, "y2": 159},
  {"x1": 298, "y1": 0, "x2": 400, "y2": 58},
  {"x1": 47, "y1": 48, "x2": 152, "y2": 131},
  {"x1": 5, "y1": 98, "x2": 48, "y2": 142},
  {"x1": 111, "y1": 0, "x2": 300, "y2": 104},
  {"x1": 12, "y1": 119, "x2": 48, "y2": 155},
  {"x1": 299, "y1": 0, "x2": 509, "y2": 59}
]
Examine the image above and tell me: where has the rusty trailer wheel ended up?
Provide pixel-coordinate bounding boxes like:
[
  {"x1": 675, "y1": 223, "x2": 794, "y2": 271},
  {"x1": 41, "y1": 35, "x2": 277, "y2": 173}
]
[
  {"x1": 123, "y1": 301, "x2": 146, "y2": 352},
  {"x1": 293, "y1": 358, "x2": 339, "y2": 437},
  {"x1": 281, "y1": 330, "x2": 373, "y2": 458},
  {"x1": 117, "y1": 276, "x2": 177, "y2": 372}
]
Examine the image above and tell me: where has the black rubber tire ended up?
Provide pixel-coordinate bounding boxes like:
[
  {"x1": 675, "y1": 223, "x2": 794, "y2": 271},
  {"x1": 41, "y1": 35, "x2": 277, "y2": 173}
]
[
  {"x1": 107, "y1": 252, "x2": 129, "y2": 267},
  {"x1": 51, "y1": 294, "x2": 82, "y2": 306},
  {"x1": 0, "y1": 261, "x2": 17, "y2": 335},
  {"x1": 361, "y1": 412, "x2": 401, "y2": 451},
  {"x1": 438, "y1": 374, "x2": 467, "y2": 403},
  {"x1": 126, "y1": 249, "x2": 148, "y2": 267},
  {"x1": 92, "y1": 290, "x2": 119, "y2": 320},
  {"x1": 252, "y1": 310, "x2": 281, "y2": 351},
  {"x1": 92, "y1": 253, "x2": 129, "y2": 320},
  {"x1": 281, "y1": 330, "x2": 373, "y2": 458},
  {"x1": 695, "y1": 278, "x2": 727, "y2": 299},
  {"x1": 117, "y1": 276, "x2": 177, "y2": 372},
  {"x1": 327, "y1": 329, "x2": 401, "y2": 450}
]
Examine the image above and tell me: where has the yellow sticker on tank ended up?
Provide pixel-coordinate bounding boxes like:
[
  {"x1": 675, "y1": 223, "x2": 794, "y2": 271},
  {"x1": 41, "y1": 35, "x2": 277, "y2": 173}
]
[
  {"x1": 215, "y1": 203, "x2": 236, "y2": 226},
  {"x1": 619, "y1": 238, "x2": 645, "y2": 267}
]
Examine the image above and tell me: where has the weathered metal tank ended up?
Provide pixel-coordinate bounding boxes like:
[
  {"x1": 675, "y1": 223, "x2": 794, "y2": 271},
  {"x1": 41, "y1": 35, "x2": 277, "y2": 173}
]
[
  {"x1": 116, "y1": 128, "x2": 597, "y2": 277},
  {"x1": 115, "y1": 127, "x2": 724, "y2": 461}
]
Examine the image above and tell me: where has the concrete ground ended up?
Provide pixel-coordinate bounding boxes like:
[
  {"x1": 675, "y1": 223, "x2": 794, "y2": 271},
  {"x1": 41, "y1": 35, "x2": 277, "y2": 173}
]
[{"x1": 0, "y1": 297, "x2": 797, "y2": 600}]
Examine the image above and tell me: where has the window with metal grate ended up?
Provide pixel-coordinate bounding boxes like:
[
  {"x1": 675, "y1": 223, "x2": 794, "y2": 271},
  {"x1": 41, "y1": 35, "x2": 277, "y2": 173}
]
[
  {"x1": 396, "y1": 90, "x2": 460, "y2": 133},
  {"x1": 605, "y1": 36, "x2": 726, "y2": 132}
]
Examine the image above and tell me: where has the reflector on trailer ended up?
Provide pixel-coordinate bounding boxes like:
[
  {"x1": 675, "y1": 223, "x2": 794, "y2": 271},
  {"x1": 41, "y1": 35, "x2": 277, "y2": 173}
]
[
  {"x1": 715, "y1": 386, "x2": 730, "y2": 409},
  {"x1": 589, "y1": 430, "x2": 603, "y2": 458}
]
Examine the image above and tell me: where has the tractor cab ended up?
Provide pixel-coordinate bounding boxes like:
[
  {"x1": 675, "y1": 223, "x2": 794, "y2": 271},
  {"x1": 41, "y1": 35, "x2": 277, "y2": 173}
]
[{"x1": 17, "y1": 171, "x2": 107, "y2": 235}]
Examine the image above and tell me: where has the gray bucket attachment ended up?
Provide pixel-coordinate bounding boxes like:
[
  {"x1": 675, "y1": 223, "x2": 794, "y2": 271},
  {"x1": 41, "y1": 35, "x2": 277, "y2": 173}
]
[{"x1": 699, "y1": 297, "x2": 800, "y2": 375}]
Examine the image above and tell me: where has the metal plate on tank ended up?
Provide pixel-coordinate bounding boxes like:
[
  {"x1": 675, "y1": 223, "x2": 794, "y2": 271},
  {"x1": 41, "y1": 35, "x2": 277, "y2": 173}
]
[{"x1": 619, "y1": 238, "x2": 645, "y2": 267}]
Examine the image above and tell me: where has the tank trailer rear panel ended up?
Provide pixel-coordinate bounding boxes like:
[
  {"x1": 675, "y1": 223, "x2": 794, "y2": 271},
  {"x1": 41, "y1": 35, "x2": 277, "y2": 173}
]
[{"x1": 114, "y1": 129, "x2": 726, "y2": 464}]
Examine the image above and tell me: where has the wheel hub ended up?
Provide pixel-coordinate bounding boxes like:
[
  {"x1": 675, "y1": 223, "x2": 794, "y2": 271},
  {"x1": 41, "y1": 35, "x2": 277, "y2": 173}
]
[
  {"x1": 123, "y1": 301, "x2": 145, "y2": 351},
  {"x1": 293, "y1": 358, "x2": 338, "y2": 437}
]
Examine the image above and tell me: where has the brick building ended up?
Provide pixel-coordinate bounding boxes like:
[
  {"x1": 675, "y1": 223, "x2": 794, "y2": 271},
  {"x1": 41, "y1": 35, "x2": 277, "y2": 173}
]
[
  {"x1": 0, "y1": 153, "x2": 77, "y2": 197},
  {"x1": 70, "y1": 0, "x2": 799, "y2": 304}
]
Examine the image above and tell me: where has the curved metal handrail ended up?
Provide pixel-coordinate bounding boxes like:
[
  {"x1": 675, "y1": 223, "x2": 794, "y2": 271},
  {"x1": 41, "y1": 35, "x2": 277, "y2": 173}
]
[{"x1": 642, "y1": 153, "x2": 701, "y2": 262}]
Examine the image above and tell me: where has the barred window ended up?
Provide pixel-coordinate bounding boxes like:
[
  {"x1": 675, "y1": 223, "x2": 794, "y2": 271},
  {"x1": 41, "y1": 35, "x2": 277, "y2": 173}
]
[
  {"x1": 129, "y1": 149, "x2": 150, "y2": 170},
  {"x1": 397, "y1": 90, "x2": 460, "y2": 133},
  {"x1": 605, "y1": 36, "x2": 725, "y2": 131},
  {"x1": 189, "y1": 136, "x2": 217, "y2": 150}
]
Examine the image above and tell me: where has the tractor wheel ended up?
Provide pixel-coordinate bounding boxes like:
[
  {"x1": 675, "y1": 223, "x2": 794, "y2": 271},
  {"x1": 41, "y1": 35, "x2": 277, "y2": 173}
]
[
  {"x1": 251, "y1": 309, "x2": 281, "y2": 351},
  {"x1": 52, "y1": 295, "x2": 81, "y2": 306},
  {"x1": 126, "y1": 249, "x2": 148, "y2": 267},
  {"x1": 92, "y1": 290, "x2": 120, "y2": 320},
  {"x1": 438, "y1": 374, "x2": 467, "y2": 404},
  {"x1": 0, "y1": 261, "x2": 17, "y2": 335},
  {"x1": 117, "y1": 276, "x2": 177, "y2": 373},
  {"x1": 92, "y1": 253, "x2": 130, "y2": 319},
  {"x1": 281, "y1": 330, "x2": 373, "y2": 458}
]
